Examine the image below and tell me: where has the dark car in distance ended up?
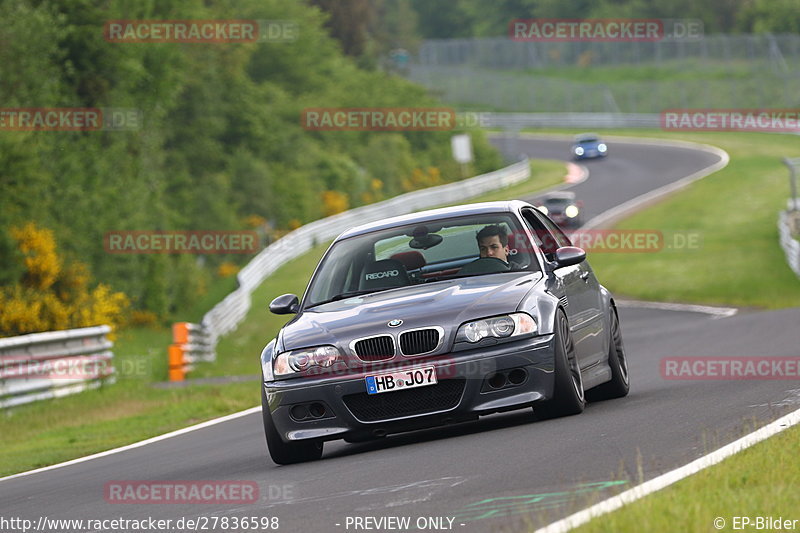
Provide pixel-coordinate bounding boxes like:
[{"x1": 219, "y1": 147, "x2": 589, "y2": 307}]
[
  {"x1": 572, "y1": 133, "x2": 608, "y2": 160},
  {"x1": 261, "y1": 201, "x2": 630, "y2": 464},
  {"x1": 535, "y1": 191, "x2": 583, "y2": 229}
]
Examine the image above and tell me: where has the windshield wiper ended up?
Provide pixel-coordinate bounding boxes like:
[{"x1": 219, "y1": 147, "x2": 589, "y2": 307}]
[{"x1": 306, "y1": 289, "x2": 387, "y2": 309}]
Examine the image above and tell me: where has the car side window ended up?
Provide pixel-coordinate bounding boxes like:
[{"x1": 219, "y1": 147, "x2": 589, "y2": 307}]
[
  {"x1": 521, "y1": 208, "x2": 573, "y2": 261},
  {"x1": 534, "y1": 211, "x2": 573, "y2": 248}
]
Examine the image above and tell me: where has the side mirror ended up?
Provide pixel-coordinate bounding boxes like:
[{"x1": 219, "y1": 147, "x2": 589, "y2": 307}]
[
  {"x1": 269, "y1": 293, "x2": 299, "y2": 315},
  {"x1": 554, "y1": 246, "x2": 586, "y2": 268}
]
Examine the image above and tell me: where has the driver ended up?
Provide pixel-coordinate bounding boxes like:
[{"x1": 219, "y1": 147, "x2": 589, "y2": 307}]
[{"x1": 476, "y1": 224, "x2": 511, "y2": 264}]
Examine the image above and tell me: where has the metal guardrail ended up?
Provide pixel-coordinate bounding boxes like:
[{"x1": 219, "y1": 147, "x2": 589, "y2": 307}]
[
  {"x1": 198, "y1": 158, "x2": 531, "y2": 348},
  {"x1": 779, "y1": 201, "x2": 800, "y2": 279},
  {"x1": 483, "y1": 112, "x2": 661, "y2": 129},
  {"x1": 780, "y1": 159, "x2": 800, "y2": 279},
  {"x1": 0, "y1": 325, "x2": 114, "y2": 408}
]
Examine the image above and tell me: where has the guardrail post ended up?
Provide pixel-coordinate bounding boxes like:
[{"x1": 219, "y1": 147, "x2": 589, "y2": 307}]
[
  {"x1": 168, "y1": 344, "x2": 185, "y2": 382},
  {"x1": 783, "y1": 157, "x2": 799, "y2": 213},
  {"x1": 167, "y1": 322, "x2": 215, "y2": 381}
]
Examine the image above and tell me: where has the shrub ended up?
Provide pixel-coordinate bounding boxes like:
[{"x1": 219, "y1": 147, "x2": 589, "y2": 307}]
[{"x1": 0, "y1": 223, "x2": 129, "y2": 337}]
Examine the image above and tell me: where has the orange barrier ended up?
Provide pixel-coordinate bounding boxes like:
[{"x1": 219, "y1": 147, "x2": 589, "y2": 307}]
[{"x1": 168, "y1": 322, "x2": 215, "y2": 381}]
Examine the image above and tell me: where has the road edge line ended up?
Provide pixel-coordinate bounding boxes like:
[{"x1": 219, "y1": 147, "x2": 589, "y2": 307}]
[
  {"x1": 0, "y1": 406, "x2": 262, "y2": 483},
  {"x1": 534, "y1": 407, "x2": 800, "y2": 533},
  {"x1": 615, "y1": 299, "x2": 738, "y2": 318}
]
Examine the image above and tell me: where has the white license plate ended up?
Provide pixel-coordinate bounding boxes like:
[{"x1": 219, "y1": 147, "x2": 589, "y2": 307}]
[{"x1": 365, "y1": 366, "x2": 437, "y2": 395}]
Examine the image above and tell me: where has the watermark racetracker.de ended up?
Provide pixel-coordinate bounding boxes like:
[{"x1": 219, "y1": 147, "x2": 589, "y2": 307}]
[
  {"x1": 661, "y1": 357, "x2": 800, "y2": 380},
  {"x1": 662, "y1": 109, "x2": 800, "y2": 132},
  {"x1": 301, "y1": 108, "x2": 492, "y2": 131},
  {"x1": 103, "y1": 20, "x2": 298, "y2": 43},
  {"x1": 104, "y1": 481, "x2": 259, "y2": 504},
  {"x1": 509, "y1": 229, "x2": 703, "y2": 254},
  {"x1": 301, "y1": 108, "x2": 456, "y2": 131},
  {"x1": 104, "y1": 230, "x2": 258, "y2": 254},
  {"x1": 0, "y1": 356, "x2": 114, "y2": 381},
  {"x1": 0, "y1": 108, "x2": 142, "y2": 131},
  {"x1": 509, "y1": 18, "x2": 703, "y2": 42}
]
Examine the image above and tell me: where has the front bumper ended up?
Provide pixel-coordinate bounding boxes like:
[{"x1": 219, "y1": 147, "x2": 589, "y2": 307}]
[
  {"x1": 263, "y1": 334, "x2": 556, "y2": 443},
  {"x1": 575, "y1": 149, "x2": 606, "y2": 160}
]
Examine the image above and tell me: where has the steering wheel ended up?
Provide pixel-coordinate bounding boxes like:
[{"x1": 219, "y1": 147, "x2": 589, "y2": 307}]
[{"x1": 459, "y1": 256, "x2": 511, "y2": 275}]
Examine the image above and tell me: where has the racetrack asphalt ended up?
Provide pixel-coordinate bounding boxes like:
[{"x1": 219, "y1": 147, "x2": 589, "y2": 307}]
[{"x1": 2, "y1": 135, "x2": 798, "y2": 533}]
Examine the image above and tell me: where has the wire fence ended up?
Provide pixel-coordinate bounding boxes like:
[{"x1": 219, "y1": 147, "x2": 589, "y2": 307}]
[
  {"x1": 408, "y1": 64, "x2": 800, "y2": 113},
  {"x1": 405, "y1": 34, "x2": 800, "y2": 113},
  {"x1": 414, "y1": 34, "x2": 800, "y2": 70}
]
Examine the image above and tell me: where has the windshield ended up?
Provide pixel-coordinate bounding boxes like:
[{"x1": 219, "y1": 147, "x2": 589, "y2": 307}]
[
  {"x1": 544, "y1": 197, "x2": 573, "y2": 207},
  {"x1": 304, "y1": 213, "x2": 538, "y2": 307}
]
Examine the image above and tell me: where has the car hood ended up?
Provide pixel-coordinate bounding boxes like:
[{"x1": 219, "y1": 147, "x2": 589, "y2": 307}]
[{"x1": 280, "y1": 272, "x2": 542, "y2": 351}]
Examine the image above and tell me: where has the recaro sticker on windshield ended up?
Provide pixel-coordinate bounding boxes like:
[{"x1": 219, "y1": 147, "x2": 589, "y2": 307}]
[{"x1": 365, "y1": 270, "x2": 399, "y2": 280}]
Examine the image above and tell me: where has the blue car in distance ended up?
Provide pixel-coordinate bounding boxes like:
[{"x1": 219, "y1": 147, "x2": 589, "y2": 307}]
[{"x1": 571, "y1": 133, "x2": 608, "y2": 160}]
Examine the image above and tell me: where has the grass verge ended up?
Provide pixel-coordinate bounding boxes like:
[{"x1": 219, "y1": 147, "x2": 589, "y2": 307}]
[
  {"x1": 571, "y1": 422, "x2": 800, "y2": 533},
  {"x1": 0, "y1": 158, "x2": 566, "y2": 477}
]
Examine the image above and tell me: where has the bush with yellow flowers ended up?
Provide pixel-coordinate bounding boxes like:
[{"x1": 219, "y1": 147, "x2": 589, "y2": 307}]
[
  {"x1": 401, "y1": 167, "x2": 442, "y2": 192},
  {"x1": 217, "y1": 261, "x2": 240, "y2": 278},
  {"x1": 321, "y1": 190, "x2": 349, "y2": 217},
  {"x1": 0, "y1": 222, "x2": 130, "y2": 337}
]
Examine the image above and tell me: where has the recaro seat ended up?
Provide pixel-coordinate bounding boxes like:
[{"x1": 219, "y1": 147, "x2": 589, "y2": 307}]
[
  {"x1": 359, "y1": 259, "x2": 410, "y2": 291},
  {"x1": 390, "y1": 251, "x2": 426, "y2": 271}
]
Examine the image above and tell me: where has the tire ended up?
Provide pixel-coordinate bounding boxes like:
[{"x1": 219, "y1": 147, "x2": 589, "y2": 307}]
[
  {"x1": 586, "y1": 306, "x2": 630, "y2": 402},
  {"x1": 534, "y1": 309, "x2": 585, "y2": 420},
  {"x1": 261, "y1": 386, "x2": 323, "y2": 465}
]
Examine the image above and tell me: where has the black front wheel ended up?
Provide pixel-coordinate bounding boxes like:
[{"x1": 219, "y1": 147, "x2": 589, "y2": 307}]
[
  {"x1": 261, "y1": 386, "x2": 323, "y2": 465},
  {"x1": 534, "y1": 309, "x2": 585, "y2": 420}
]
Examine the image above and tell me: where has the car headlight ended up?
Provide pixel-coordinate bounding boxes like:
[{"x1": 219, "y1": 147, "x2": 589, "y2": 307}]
[
  {"x1": 538, "y1": 205, "x2": 548, "y2": 215},
  {"x1": 456, "y1": 313, "x2": 537, "y2": 343},
  {"x1": 274, "y1": 345, "x2": 342, "y2": 376},
  {"x1": 565, "y1": 205, "x2": 579, "y2": 218},
  {"x1": 597, "y1": 143, "x2": 607, "y2": 152},
  {"x1": 574, "y1": 146, "x2": 584, "y2": 156}
]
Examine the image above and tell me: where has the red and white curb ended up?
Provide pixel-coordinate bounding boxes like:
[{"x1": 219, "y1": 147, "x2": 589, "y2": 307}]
[{"x1": 564, "y1": 162, "x2": 588, "y2": 184}]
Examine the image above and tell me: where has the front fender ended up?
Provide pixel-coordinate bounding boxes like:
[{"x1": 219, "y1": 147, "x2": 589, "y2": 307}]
[
  {"x1": 518, "y1": 288, "x2": 559, "y2": 336},
  {"x1": 260, "y1": 339, "x2": 277, "y2": 382},
  {"x1": 599, "y1": 283, "x2": 614, "y2": 312}
]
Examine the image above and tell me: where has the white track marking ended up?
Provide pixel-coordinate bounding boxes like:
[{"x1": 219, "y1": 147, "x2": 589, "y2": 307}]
[
  {"x1": 0, "y1": 406, "x2": 261, "y2": 483},
  {"x1": 616, "y1": 299, "x2": 737, "y2": 318},
  {"x1": 535, "y1": 407, "x2": 800, "y2": 533}
]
